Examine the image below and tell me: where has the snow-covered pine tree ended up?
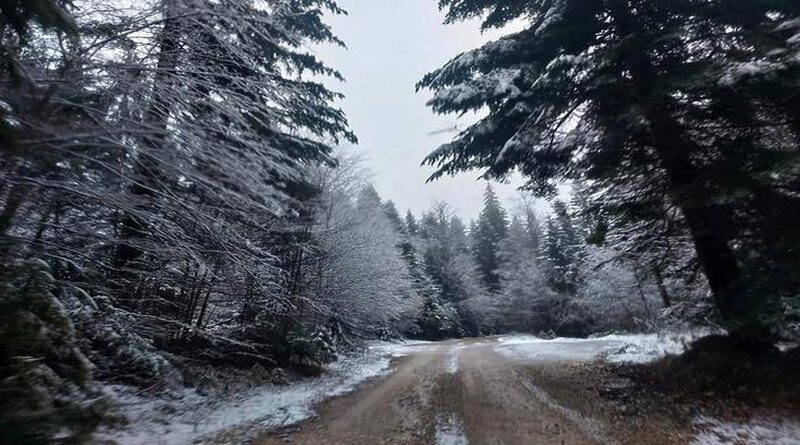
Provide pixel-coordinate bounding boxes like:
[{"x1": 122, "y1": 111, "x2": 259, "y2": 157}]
[
  {"x1": 304, "y1": 171, "x2": 417, "y2": 338},
  {"x1": 472, "y1": 184, "x2": 509, "y2": 291},
  {"x1": 405, "y1": 210, "x2": 420, "y2": 236},
  {"x1": 539, "y1": 201, "x2": 583, "y2": 295},
  {"x1": 420, "y1": 203, "x2": 481, "y2": 304},
  {"x1": 419, "y1": 0, "x2": 800, "y2": 341},
  {"x1": 494, "y1": 215, "x2": 553, "y2": 332}
]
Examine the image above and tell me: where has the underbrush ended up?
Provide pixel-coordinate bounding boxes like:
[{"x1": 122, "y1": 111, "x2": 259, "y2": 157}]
[{"x1": 613, "y1": 334, "x2": 800, "y2": 415}]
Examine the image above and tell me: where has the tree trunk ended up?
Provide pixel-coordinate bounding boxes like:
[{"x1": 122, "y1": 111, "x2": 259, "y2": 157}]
[
  {"x1": 609, "y1": 2, "x2": 777, "y2": 338},
  {"x1": 645, "y1": 111, "x2": 766, "y2": 333},
  {"x1": 650, "y1": 264, "x2": 671, "y2": 308},
  {"x1": 113, "y1": 0, "x2": 181, "y2": 269},
  {"x1": 0, "y1": 183, "x2": 28, "y2": 238}
]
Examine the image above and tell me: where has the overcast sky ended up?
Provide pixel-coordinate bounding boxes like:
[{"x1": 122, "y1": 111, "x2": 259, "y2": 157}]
[{"x1": 314, "y1": 0, "x2": 538, "y2": 221}]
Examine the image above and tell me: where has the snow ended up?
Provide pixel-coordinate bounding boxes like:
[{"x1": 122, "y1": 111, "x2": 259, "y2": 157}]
[
  {"x1": 535, "y1": 0, "x2": 566, "y2": 35},
  {"x1": 718, "y1": 61, "x2": 785, "y2": 86},
  {"x1": 495, "y1": 331, "x2": 710, "y2": 364},
  {"x1": 692, "y1": 416, "x2": 800, "y2": 445},
  {"x1": 445, "y1": 344, "x2": 465, "y2": 374},
  {"x1": 94, "y1": 341, "x2": 425, "y2": 445},
  {"x1": 435, "y1": 414, "x2": 469, "y2": 445},
  {"x1": 432, "y1": 68, "x2": 521, "y2": 106}
]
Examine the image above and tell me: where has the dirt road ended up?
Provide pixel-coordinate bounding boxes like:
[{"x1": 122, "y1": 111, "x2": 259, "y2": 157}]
[
  {"x1": 254, "y1": 339, "x2": 688, "y2": 445},
  {"x1": 255, "y1": 337, "x2": 694, "y2": 445}
]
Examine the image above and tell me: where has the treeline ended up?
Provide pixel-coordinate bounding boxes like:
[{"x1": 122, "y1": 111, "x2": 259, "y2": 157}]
[{"x1": 395, "y1": 185, "x2": 706, "y2": 340}]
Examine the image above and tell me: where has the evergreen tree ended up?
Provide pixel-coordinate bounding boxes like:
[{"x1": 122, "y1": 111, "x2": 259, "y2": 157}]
[
  {"x1": 381, "y1": 200, "x2": 405, "y2": 233},
  {"x1": 419, "y1": 0, "x2": 800, "y2": 339},
  {"x1": 472, "y1": 184, "x2": 508, "y2": 291},
  {"x1": 538, "y1": 201, "x2": 583, "y2": 295},
  {"x1": 420, "y1": 203, "x2": 482, "y2": 304},
  {"x1": 521, "y1": 201, "x2": 543, "y2": 254},
  {"x1": 405, "y1": 211, "x2": 419, "y2": 236},
  {"x1": 496, "y1": 216, "x2": 554, "y2": 332}
]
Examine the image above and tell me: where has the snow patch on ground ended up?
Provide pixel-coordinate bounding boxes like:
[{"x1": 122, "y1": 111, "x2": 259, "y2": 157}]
[
  {"x1": 495, "y1": 331, "x2": 711, "y2": 364},
  {"x1": 93, "y1": 340, "x2": 425, "y2": 445},
  {"x1": 692, "y1": 416, "x2": 800, "y2": 445},
  {"x1": 435, "y1": 414, "x2": 469, "y2": 445},
  {"x1": 445, "y1": 344, "x2": 465, "y2": 374}
]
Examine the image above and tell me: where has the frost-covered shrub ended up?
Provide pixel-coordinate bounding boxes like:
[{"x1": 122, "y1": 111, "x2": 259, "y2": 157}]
[
  {"x1": 416, "y1": 295, "x2": 460, "y2": 339},
  {"x1": 0, "y1": 259, "x2": 105, "y2": 444},
  {"x1": 67, "y1": 292, "x2": 182, "y2": 387},
  {"x1": 287, "y1": 327, "x2": 338, "y2": 375}
]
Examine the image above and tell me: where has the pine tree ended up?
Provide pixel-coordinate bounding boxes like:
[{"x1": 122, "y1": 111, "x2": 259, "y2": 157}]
[
  {"x1": 0, "y1": 0, "x2": 77, "y2": 239},
  {"x1": 405, "y1": 211, "x2": 419, "y2": 236},
  {"x1": 420, "y1": 203, "x2": 482, "y2": 305},
  {"x1": 420, "y1": 0, "x2": 800, "y2": 339},
  {"x1": 536, "y1": 201, "x2": 583, "y2": 295},
  {"x1": 381, "y1": 200, "x2": 405, "y2": 233},
  {"x1": 495, "y1": 216, "x2": 552, "y2": 332},
  {"x1": 472, "y1": 184, "x2": 508, "y2": 291}
]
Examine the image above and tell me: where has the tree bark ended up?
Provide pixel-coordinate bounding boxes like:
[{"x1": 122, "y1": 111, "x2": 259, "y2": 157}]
[
  {"x1": 0, "y1": 183, "x2": 28, "y2": 238},
  {"x1": 113, "y1": 0, "x2": 181, "y2": 269},
  {"x1": 651, "y1": 264, "x2": 671, "y2": 308}
]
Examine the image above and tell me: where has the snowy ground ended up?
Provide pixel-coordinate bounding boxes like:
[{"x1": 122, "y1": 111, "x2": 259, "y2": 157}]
[
  {"x1": 92, "y1": 341, "x2": 429, "y2": 445},
  {"x1": 435, "y1": 414, "x2": 469, "y2": 445},
  {"x1": 493, "y1": 332, "x2": 800, "y2": 444},
  {"x1": 692, "y1": 415, "x2": 800, "y2": 445},
  {"x1": 494, "y1": 331, "x2": 708, "y2": 364},
  {"x1": 444, "y1": 342, "x2": 465, "y2": 374}
]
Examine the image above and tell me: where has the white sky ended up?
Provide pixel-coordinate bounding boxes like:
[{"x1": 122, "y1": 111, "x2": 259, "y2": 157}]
[{"x1": 314, "y1": 0, "x2": 541, "y2": 221}]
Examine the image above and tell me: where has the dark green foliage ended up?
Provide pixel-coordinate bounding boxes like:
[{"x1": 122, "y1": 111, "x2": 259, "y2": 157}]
[
  {"x1": 540, "y1": 201, "x2": 584, "y2": 294},
  {"x1": 382, "y1": 200, "x2": 405, "y2": 233},
  {"x1": 0, "y1": 0, "x2": 76, "y2": 40},
  {"x1": 416, "y1": 293, "x2": 460, "y2": 340},
  {"x1": 286, "y1": 327, "x2": 338, "y2": 376},
  {"x1": 420, "y1": 0, "x2": 800, "y2": 337},
  {"x1": 0, "y1": 259, "x2": 104, "y2": 444},
  {"x1": 472, "y1": 184, "x2": 508, "y2": 291}
]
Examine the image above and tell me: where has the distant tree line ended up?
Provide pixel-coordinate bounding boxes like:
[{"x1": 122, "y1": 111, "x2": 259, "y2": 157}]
[{"x1": 399, "y1": 184, "x2": 705, "y2": 340}]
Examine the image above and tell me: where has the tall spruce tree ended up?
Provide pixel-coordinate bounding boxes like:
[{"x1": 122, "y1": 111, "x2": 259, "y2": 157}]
[
  {"x1": 420, "y1": 0, "x2": 800, "y2": 340},
  {"x1": 540, "y1": 201, "x2": 583, "y2": 295},
  {"x1": 473, "y1": 184, "x2": 508, "y2": 291},
  {"x1": 405, "y1": 210, "x2": 419, "y2": 236}
]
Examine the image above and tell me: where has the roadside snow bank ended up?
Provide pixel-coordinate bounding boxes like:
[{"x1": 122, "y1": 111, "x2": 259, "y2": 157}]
[
  {"x1": 692, "y1": 416, "x2": 800, "y2": 445},
  {"x1": 93, "y1": 340, "x2": 425, "y2": 445},
  {"x1": 495, "y1": 331, "x2": 711, "y2": 364}
]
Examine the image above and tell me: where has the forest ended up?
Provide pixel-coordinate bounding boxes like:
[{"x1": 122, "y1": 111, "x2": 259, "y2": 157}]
[{"x1": 1, "y1": 0, "x2": 799, "y2": 444}]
